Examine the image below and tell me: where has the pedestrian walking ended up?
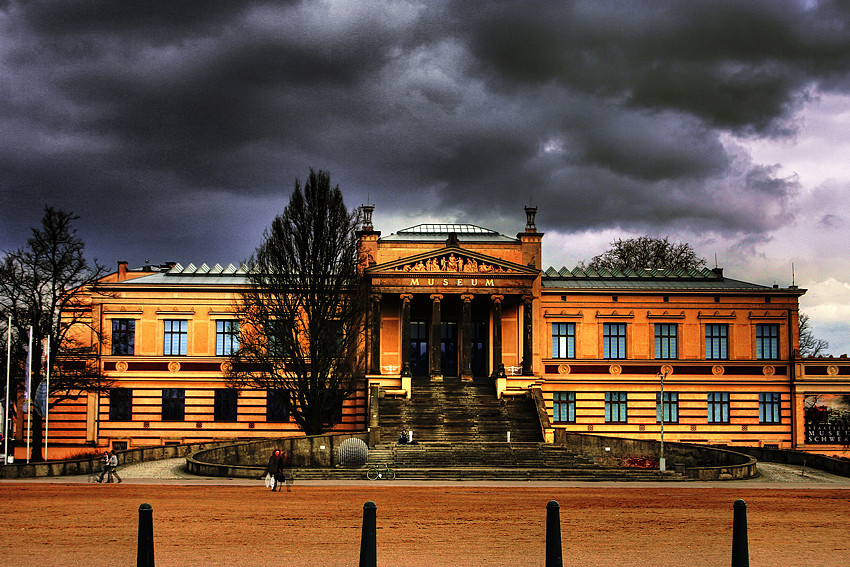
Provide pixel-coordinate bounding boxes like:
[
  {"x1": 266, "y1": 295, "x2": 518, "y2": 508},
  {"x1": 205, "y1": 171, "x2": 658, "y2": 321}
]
[
  {"x1": 108, "y1": 450, "x2": 122, "y2": 483},
  {"x1": 96, "y1": 451, "x2": 110, "y2": 483},
  {"x1": 266, "y1": 449, "x2": 283, "y2": 492}
]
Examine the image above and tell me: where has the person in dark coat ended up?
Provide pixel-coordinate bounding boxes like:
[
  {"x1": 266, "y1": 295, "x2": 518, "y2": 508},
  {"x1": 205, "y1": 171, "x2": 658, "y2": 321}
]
[{"x1": 266, "y1": 449, "x2": 282, "y2": 491}]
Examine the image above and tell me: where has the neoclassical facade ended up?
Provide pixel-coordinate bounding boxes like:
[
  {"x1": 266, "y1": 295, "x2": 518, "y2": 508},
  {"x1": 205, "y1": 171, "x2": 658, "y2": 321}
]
[{"x1": 15, "y1": 207, "x2": 850, "y2": 459}]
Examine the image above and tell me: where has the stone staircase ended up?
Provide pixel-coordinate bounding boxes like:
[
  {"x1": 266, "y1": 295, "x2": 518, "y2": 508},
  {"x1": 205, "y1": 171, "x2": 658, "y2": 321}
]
[
  {"x1": 376, "y1": 376, "x2": 542, "y2": 444},
  {"x1": 286, "y1": 441, "x2": 682, "y2": 481},
  {"x1": 285, "y1": 377, "x2": 686, "y2": 481}
]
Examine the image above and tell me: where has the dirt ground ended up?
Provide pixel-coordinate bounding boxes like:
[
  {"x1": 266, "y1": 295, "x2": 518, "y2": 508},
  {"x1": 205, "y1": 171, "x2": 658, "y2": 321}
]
[{"x1": 1, "y1": 483, "x2": 848, "y2": 567}]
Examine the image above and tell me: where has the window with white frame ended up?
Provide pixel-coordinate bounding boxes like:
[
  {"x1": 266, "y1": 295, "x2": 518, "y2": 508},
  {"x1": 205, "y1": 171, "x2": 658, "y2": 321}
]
[
  {"x1": 163, "y1": 320, "x2": 187, "y2": 356},
  {"x1": 216, "y1": 320, "x2": 239, "y2": 356},
  {"x1": 552, "y1": 323, "x2": 575, "y2": 359}
]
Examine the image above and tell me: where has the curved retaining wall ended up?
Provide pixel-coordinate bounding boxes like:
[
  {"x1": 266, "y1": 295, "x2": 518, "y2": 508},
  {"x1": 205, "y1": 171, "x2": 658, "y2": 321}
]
[
  {"x1": 0, "y1": 441, "x2": 233, "y2": 479},
  {"x1": 555, "y1": 431, "x2": 758, "y2": 480},
  {"x1": 186, "y1": 433, "x2": 370, "y2": 478}
]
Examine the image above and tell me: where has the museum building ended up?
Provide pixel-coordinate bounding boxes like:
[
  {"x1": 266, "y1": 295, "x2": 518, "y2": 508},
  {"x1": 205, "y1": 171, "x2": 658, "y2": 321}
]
[{"x1": 17, "y1": 207, "x2": 850, "y2": 458}]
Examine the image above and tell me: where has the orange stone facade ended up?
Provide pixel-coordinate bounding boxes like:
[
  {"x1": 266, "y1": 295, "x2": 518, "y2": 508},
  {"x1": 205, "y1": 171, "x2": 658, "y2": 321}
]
[{"x1": 17, "y1": 208, "x2": 850, "y2": 459}]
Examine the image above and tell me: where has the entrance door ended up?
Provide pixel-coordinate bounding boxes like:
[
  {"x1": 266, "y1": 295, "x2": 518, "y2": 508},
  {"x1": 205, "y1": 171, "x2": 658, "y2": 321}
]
[
  {"x1": 471, "y1": 321, "x2": 487, "y2": 376},
  {"x1": 441, "y1": 321, "x2": 458, "y2": 376},
  {"x1": 409, "y1": 320, "x2": 428, "y2": 376}
]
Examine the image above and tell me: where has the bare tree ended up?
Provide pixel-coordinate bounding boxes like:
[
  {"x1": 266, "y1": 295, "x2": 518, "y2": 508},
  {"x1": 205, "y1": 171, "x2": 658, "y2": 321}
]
[
  {"x1": 799, "y1": 312, "x2": 829, "y2": 357},
  {"x1": 0, "y1": 207, "x2": 110, "y2": 460},
  {"x1": 580, "y1": 236, "x2": 707, "y2": 272},
  {"x1": 226, "y1": 169, "x2": 366, "y2": 435}
]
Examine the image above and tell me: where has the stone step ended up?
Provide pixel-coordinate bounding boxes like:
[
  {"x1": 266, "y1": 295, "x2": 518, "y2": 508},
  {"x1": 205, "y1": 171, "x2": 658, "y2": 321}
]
[{"x1": 286, "y1": 467, "x2": 686, "y2": 481}]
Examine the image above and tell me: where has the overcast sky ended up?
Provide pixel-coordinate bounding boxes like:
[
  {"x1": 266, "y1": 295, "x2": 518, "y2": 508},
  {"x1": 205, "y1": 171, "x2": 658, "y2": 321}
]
[{"x1": 1, "y1": 1, "x2": 849, "y2": 355}]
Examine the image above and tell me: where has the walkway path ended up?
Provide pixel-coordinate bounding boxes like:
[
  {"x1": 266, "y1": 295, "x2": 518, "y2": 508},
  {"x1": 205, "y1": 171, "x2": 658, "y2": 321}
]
[{"x1": 24, "y1": 456, "x2": 848, "y2": 487}]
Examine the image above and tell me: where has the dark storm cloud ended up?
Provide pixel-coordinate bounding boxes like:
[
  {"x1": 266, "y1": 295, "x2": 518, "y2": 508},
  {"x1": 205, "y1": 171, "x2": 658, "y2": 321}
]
[{"x1": 1, "y1": 0, "x2": 850, "y2": 265}]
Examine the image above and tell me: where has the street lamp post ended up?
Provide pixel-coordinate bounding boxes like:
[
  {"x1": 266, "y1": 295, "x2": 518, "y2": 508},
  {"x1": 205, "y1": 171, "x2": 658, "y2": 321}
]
[{"x1": 658, "y1": 369, "x2": 668, "y2": 472}]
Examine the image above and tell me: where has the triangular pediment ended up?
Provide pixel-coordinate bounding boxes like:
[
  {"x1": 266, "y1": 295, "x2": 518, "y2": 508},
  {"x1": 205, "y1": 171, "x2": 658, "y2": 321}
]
[{"x1": 367, "y1": 247, "x2": 538, "y2": 276}]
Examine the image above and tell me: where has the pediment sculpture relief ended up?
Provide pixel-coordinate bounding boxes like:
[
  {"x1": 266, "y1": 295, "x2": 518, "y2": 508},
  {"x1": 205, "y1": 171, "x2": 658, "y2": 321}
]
[{"x1": 391, "y1": 253, "x2": 517, "y2": 273}]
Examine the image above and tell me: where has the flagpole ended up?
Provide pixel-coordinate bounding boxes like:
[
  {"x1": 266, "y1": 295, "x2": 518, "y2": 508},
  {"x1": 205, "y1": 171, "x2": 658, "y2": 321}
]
[
  {"x1": 4, "y1": 316, "x2": 10, "y2": 464},
  {"x1": 26, "y1": 326, "x2": 32, "y2": 464},
  {"x1": 44, "y1": 335, "x2": 50, "y2": 462}
]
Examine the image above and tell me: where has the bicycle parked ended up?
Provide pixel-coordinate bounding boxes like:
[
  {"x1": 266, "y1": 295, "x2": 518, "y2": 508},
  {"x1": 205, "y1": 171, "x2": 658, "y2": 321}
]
[{"x1": 366, "y1": 463, "x2": 396, "y2": 480}]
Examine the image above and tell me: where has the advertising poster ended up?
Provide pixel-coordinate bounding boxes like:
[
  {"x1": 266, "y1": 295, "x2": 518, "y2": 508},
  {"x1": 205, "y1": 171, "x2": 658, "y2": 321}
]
[{"x1": 804, "y1": 394, "x2": 850, "y2": 445}]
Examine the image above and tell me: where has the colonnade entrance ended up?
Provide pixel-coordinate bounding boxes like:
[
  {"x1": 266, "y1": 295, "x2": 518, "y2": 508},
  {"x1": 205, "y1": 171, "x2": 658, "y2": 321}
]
[{"x1": 368, "y1": 291, "x2": 534, "y2": 381}]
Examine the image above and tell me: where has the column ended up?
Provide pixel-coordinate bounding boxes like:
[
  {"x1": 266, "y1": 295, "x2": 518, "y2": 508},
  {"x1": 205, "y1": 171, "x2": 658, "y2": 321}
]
[
  {"x1": 369, "y1": 294, "x2": 382, "y2": 375},
  {"x1": 522, "y1": 295, "x2": 534, "y2": 376},
  {"x1": 460, "y1": 294, "x2": 474, "y2": 381},
  {"x1": 491, "y1": 295, "x2": 505, "y2": 378},
  {"x1": 430, "y1": 294, "x2": 443, "y2": 380},
  {"x1": 400, "y1": 294, "x2": 413, "y2": 377}
]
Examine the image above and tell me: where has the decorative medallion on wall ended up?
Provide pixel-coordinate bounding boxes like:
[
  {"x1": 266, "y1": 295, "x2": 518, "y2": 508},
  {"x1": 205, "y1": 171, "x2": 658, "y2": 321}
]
[
  {"x1": 143, "y1": 421, "x2": 150, "y2": 429},
  {"x1": 638, "y1": 424, "x2": 646, "y2": 431},
  {"x1": 195, "y1": 421, "x2": 203, "y2": 429},
  {"x1": 827, "y1": 365, "x2": 839, "y2": 376},
  {"x1": 558, "y1": 364, "x2": 571, "y2": 375},
  {"x1": 587, "y1": 424, "x2": 593, "y2": 431},
  {"x1": 220, "y1": 361, "x2": 232, "y2": 374},
  {"x1": 712, "y1": 365, "x2": 725, "y2": 376},
  {"x1": 741, "y1": 425, "x2": 748, "y2": 431},
  {"x1": 660, "y1": 364, "x2": 674, "y2": 376},
  {"x1": 691, "y1": 425, "x2": 697, "y2": 432},
  {"x1": 608, "y1": 364, "x2": 622, "y2": 376},
  {"x1": 762, "y1": 365, "x2": 775, "y2": 376},
  {"x1": 168, "y1": 361, "x2": 181, "y2": 373},
  {"x1": 115, "y1": 361, "x2": 128, "y2": 373}
]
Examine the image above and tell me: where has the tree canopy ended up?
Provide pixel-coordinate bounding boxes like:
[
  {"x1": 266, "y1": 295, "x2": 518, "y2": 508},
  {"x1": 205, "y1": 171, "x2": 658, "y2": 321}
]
[
  {"x1": 0, "y1": 206, "x2": 109, "y2": 460},
  {"x1": 580, "y1": 236, "x2": 707, "y2": 272},
  {"x1": 226, "y1": 169, "x2": 365, "y2": 435}
]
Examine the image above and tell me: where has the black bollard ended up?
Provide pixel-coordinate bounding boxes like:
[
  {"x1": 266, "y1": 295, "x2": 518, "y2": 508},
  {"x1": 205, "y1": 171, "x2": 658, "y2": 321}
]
[
  {"x1": 545, "y1": 500, "x2": 563, "y2": 567},
  {"x1": 137, "y1": 503, "x2": 155, "y2": 567},
  {"x1": 731, "y1": 499, "x2": 749, "y2": 567},
  {"x1": 359, "y1": 501, "x2": 377, "y2": 567}
]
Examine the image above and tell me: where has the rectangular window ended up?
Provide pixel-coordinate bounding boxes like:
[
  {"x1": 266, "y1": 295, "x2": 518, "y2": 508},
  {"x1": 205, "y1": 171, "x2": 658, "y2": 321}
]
[
  {"x1": 552, "y1": 323, "x2": 575, "y2": 359},
  {"x1": 161, "y1": 388, "x2": 185, "y2": 421},
  {"x1": 756, "y1": 324, "x2": 780, "y2": 360},
  {"x1": 759, "y1": 393, "x2": 782, "y2": 423},
  {"x1": 604, "y1": 392, "x2": 627, "y2": 423},
  {"x1": 705, "y1": 324, "x2": 728, "y2": 360},
  {"x1": 268, "y1": 320, "x2": 291, "y2": 357},
  {"x1": 163, "y1": 320, "x2": 187, "y2": 356},
  {"x1": 603, "y1": 323, "x2": 627, "y2": 359},
  {"x1": 111, "y1": 319, "x2": 135, "y2": 355},
  {"x1": 108, "y1": 388, "x2": 133, "y2": 421},
  {"x1": 214, "y1": 389, "x2": 238, "y2": 422},
  {"x1": 553, "y1": 392, "x2": 576, "y2": 423},
  {"x1": 654, "y1": 324, "x2": 677, "y2": 359},
  {"x1": 707, "y1": 392, "x2": 730, "y2": 423},
  {"x1": 215, "y1": 320, "x2": 239, "y2": 356},
  {"x1": 266, "y1": 389, "x2": 289, "y2": 422},
  {"x1": 656, "y1": 392, "x2": 679, "y2": 423}
]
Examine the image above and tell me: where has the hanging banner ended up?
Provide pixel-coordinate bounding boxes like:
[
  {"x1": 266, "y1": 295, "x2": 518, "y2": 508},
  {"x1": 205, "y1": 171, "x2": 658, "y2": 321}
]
[{"x1": 804, "y1": 394, "x2": 850, "y2": 445}]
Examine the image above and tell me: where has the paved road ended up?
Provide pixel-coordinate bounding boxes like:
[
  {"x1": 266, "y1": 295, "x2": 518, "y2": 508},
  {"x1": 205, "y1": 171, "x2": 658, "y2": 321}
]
[{"x1": 23, "y1": 457, "x2": 846, "y2": 488}]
